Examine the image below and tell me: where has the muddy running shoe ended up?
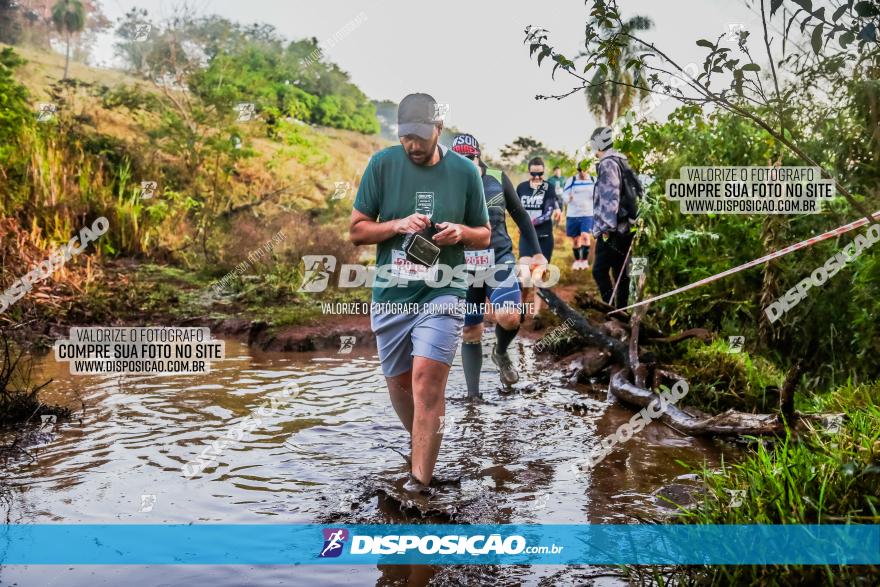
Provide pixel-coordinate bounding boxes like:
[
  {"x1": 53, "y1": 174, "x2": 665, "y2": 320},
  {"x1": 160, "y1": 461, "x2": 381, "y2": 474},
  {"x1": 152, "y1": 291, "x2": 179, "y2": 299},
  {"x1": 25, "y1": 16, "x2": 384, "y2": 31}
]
[
  {"x1": 403, "y1": 474, "x2": 434, "y2": 496},
  {"x1": 491, "y1": 344, "x2": 519, "y2": 386}
]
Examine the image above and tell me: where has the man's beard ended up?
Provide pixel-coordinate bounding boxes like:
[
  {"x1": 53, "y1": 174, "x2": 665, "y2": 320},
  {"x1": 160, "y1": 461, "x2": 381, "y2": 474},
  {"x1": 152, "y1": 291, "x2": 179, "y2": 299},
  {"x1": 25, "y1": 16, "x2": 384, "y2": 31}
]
[{"x1": 406, "y1": 140, "x2": 437, "y2": 165}]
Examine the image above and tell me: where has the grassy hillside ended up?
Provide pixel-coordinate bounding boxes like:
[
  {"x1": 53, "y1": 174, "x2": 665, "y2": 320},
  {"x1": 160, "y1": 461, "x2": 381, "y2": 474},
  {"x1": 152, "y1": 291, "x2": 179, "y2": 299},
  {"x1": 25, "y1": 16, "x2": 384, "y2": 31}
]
[
  {"x1": 6, "y1": 43, "x2": 388, "y2": 206},
  {"x1": 0, "y1": 44, "x2": 389, "y2": 336}
]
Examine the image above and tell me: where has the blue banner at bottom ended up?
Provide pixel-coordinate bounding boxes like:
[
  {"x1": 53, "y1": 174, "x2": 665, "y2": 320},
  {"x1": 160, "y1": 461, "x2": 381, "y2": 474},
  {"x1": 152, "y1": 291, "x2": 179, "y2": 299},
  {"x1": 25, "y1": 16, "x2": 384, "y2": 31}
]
[{"x1": 0, "y1": 524, "x2": 877, "y2": 565}]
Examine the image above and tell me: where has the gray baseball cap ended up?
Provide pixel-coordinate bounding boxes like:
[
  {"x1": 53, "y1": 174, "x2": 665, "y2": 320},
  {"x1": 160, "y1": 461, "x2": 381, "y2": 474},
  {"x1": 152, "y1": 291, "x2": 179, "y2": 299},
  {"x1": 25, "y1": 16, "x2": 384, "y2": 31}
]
[{"x1": 398, "y1": 93, "x2": 440, "y2": 140}]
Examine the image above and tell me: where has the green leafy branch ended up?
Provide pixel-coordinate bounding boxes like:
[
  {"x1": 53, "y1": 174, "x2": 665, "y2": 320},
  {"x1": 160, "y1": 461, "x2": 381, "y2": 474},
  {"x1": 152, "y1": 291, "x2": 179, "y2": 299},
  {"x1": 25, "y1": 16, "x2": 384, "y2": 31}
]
[{"x1": 524, "y1": 0, "x2": 879, "y2": 224}]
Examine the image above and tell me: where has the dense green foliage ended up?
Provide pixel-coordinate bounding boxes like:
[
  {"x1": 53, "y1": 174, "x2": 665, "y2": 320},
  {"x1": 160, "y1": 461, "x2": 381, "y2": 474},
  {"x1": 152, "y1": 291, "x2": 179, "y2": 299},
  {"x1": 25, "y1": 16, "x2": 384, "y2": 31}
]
[
  {"x1": 0, "y1": 6, "x2": 380, "y2": 267},
  {"x1": 524, "y1": 5, "x2": 880, "y2": 579},
  {"x1": 525, "y1": 0, "x2": 880, "y2": 387},
  {"x1": 115, "y1": 11, "x2": 379, "y2": 134},
  {"x1": 670, "y1": 339, "x2": 783, "y2": 414},
  {"x1": 0, "y1": 47, "x2": 31, "y2": 178},
  {"x1": 620, "y1": 93, "x2": 879, "y2": 386},
  {"x1": 666, "y1": 382, "x2": 880, "y2": 585}
]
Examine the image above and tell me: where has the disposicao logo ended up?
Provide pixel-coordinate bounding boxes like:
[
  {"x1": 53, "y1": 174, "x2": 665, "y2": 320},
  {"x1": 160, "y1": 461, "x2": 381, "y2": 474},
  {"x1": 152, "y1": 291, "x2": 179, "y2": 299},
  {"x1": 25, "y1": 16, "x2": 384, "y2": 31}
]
[
  {"x1": 319, "y1": 528, "x2": 348, "y2": 558},
  {"x1": 317, "y1": 528, "x2": 563, "y2": 558}
]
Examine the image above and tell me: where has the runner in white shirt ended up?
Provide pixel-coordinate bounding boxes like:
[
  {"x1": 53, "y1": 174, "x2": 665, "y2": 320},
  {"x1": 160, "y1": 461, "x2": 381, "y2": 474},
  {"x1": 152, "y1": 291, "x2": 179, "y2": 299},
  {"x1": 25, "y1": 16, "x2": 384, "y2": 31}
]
[{"x1": 563, "y1": 160, "x2": 596, "y2": 270}]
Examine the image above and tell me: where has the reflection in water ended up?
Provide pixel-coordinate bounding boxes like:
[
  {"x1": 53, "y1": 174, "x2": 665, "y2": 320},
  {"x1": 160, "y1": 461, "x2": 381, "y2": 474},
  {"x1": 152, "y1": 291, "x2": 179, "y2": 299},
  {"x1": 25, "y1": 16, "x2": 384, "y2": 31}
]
[{"x1": 1, "y1": 337, "x2": 740, "y2": 585}]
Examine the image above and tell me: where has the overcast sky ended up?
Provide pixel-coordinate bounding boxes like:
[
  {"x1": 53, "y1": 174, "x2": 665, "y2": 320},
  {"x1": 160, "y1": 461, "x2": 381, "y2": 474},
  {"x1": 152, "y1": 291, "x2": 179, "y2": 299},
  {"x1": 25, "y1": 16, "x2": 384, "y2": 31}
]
[{"x1": 91, "y1": 0, "x2": 778, "y2": 157}]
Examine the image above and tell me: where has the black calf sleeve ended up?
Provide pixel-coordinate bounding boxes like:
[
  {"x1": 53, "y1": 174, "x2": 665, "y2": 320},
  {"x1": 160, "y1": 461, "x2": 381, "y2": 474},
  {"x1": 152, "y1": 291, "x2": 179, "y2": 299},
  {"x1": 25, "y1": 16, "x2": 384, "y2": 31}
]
[
  {"x1": 495, "y1": 322, "x2": 519, "y2": 354},
  {"x1": 461, "y1": 341, "x2": 483, "y2": 398}
]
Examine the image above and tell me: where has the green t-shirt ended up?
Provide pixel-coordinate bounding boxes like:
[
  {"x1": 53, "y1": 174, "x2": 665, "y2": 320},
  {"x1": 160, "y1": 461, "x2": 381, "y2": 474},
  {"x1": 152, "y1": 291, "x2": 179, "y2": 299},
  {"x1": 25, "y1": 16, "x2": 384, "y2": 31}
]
[
  {"x1": 354, "y1": 145, "x2": 489, "y2": 304},
  {"x1": 547, "y1": 175, "x2": 565, "y2": 192}
]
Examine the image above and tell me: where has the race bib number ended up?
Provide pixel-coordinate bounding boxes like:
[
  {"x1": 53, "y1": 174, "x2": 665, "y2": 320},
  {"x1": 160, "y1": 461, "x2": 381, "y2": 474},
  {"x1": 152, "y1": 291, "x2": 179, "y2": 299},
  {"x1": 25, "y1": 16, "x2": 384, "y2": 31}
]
[
  {"x1": 390, "y1": 249, "x2": 438, "y2": 281},
  {"x1": 465, "y1": 249, "x2": 495, "y2": 270}
]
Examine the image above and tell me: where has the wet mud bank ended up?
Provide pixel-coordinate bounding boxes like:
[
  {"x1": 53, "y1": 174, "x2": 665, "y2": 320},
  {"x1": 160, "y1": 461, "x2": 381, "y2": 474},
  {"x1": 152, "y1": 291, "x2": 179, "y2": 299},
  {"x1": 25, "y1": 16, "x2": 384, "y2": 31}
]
[{"x1": 176, "y1": 315, "x2": 376, "y2": 352}]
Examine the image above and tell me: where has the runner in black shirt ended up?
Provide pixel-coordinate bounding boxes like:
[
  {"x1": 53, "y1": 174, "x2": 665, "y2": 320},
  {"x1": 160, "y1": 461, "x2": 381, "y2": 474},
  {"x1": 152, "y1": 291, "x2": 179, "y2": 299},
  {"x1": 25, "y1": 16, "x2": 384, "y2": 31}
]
[
  {"x1": 516, "y1": 156, "x2": 560, "y2": 316},
  {"x1": 451, "y1": 134, "x2": 547, "y2": 396}
]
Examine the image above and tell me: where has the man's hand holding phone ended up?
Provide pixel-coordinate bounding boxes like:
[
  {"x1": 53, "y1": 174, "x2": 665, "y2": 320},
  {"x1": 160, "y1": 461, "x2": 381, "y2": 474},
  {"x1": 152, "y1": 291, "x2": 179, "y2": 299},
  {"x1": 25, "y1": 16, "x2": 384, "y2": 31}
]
[
  {"x1": 399, "y1": 213, "x2": 441, "y2": 267},
  {"x1": 432, "y1": 222, "x2": 463, "y2": 246},
  {"x1": 395, "y1": 213, "x2": 431, "y2": 234}
]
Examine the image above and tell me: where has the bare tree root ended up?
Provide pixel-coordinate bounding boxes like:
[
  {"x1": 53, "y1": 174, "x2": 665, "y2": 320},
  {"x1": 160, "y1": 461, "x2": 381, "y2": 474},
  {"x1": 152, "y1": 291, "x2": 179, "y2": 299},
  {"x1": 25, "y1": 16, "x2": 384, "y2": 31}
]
[{"x1": 537, "y1": 288, "x2": 827, "y2": 438}]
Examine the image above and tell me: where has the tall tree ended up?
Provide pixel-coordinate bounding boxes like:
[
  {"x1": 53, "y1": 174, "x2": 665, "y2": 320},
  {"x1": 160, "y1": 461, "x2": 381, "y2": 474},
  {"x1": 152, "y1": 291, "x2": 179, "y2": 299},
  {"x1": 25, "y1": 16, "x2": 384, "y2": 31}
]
[
  {"x1": 498, "y1": 136, "x2": 573, "y2": 173},
  {"x1": 51, "y1": 0, "x2": 85, "y2": 79},
  {"x1": 113, "y1": 8, "x2": 154, "y2": 76},
  {"x1": 500, "y1": 136, "x2": 545, "y2": 168},
  {"x1": 583, "y1": 15, "x2": 653, "y2": 125}
]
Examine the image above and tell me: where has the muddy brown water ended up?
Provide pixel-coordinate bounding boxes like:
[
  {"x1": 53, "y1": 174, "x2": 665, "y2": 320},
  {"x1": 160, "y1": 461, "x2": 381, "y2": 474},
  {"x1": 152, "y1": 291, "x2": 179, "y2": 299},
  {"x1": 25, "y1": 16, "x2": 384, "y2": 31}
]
[{"x1": 1, "y1": 336, "x2": 742, "y2": 586}]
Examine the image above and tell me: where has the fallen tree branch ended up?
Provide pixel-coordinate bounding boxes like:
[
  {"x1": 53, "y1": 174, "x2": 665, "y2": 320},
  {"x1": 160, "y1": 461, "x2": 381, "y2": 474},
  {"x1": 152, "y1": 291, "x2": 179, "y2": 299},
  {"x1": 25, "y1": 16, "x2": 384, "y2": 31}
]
[
  {"x1": 573, "y1": 290, "x2": 627, "y2": 316},
  {"x1": 573, "y1": 290, "x2": 665, "y2": 338},
  {"x1": 537, "y1": 288, "x2": 628, "y2": 364},
  {"x1": 655, "y1": 367, "x2": 687, "y2": 382},
  {"x1": 539, "y1": 288, "x2": 828, "y2": 439},
  {"x1": 219, "y1": 185, "x2": 292, "y2": 219},
  {"x1": 610, "y1": 370, "x2": 784, "y2": 436}
]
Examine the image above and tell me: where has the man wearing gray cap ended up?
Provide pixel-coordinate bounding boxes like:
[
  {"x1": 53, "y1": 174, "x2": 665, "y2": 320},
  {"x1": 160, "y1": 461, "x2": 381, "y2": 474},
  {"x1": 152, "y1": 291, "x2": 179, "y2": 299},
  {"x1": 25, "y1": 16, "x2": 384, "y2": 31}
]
[{"x1": 349, "y1": 93, "x2": 490, "y2": 491}]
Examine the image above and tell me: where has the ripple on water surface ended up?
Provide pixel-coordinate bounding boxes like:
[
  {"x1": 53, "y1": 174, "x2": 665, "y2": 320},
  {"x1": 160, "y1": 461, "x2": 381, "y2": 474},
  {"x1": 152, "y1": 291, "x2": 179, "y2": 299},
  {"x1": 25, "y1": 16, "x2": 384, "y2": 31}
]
[{"x1": 3, "y1": 337, "x2": 741, "y2": 585}]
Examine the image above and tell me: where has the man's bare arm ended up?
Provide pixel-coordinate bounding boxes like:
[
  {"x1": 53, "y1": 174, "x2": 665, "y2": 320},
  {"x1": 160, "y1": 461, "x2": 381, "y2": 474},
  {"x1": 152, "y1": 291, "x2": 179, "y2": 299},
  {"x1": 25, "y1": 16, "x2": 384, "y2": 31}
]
[{"x1": 461, "y1": 223, "x2": 491, "y2": 248}]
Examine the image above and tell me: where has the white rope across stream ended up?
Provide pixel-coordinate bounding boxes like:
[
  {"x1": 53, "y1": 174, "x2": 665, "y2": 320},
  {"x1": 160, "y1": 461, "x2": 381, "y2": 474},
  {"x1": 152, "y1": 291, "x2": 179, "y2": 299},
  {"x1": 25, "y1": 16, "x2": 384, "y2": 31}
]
[{"x1": 611, "y1": 210, "x2": 880, "y2": 314}]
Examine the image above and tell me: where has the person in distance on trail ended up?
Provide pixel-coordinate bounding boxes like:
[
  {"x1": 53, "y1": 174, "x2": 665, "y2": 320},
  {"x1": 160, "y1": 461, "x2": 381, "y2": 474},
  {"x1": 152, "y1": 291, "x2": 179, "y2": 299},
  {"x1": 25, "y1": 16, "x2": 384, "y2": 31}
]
[
  {"x1": 547, "y1": 165, "x2": 565, "y2": 199},
  {"x1": 516, "y1": 156, "x2": 561, "y2": 317},
  {"x1": 450, "y1": 133, "x2": 547, "y2": 396},
  {"x1": 590, "y1": 126, "x2": 635, "y2": 309},
  {"x1": 562, "y1": 159, "x2": 597, "y2": 271},
  {"x1": 548, "y1": 166, "x2": 566, "y2": 232},
  {"x1": 349, "y1": 93, "x2": 490, "y2": 491}
]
